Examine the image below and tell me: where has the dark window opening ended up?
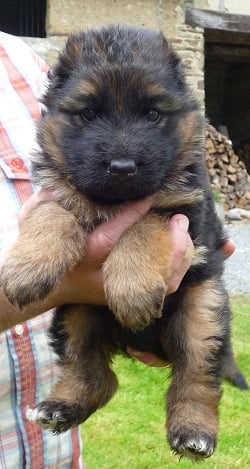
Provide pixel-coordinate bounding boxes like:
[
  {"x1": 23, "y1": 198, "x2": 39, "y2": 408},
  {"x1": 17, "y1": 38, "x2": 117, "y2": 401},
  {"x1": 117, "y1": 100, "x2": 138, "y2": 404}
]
[
  {"x1": 0, "y1": 0, "x2": 46, "y2": 37},
  {"x1": 204, "y1": 28, "x2": 250, "y2": 171},
  {"x1": 185, "y1": 8, "x2": 250, "y2": 172}
]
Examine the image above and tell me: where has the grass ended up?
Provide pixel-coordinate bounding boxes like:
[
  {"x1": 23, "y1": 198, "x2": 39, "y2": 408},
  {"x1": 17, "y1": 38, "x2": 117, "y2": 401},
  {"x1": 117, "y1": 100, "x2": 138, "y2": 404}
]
[{"x1": 81, "y1": 295, "x2": 250, "y2": 468}]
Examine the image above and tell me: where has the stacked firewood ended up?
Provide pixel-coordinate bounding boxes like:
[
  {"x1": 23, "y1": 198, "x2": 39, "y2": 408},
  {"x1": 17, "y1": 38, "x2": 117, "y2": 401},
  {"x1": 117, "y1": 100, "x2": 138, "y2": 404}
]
[
  {"x1": 205, "y1": 124, "x2": 250, "y2": 210},
  {"x1": 238, "y1": 143, "x2": 250, "y2": 174}
]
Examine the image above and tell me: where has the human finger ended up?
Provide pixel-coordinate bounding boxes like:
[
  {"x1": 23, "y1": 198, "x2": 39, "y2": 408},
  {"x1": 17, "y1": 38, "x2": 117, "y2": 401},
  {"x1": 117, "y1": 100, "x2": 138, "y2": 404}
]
[
  {"x1": 126, "y1": 347, "x2": 169, "y2": 367},
  {"x1": 85, "y1": 195, "x2": 155, "y2": 262},
  {"x1": 165, "y1": 214, "x2": 193, "y2": 294},
  {"x1": 221, "y1": 239, "x2": 236, "y2": 258}
]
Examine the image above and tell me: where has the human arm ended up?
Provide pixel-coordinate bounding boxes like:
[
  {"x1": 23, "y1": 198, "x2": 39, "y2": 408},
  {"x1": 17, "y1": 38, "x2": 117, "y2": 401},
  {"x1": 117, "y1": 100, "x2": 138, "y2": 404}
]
[
  {"x1": 0, "y1": 193, "x2": 195, "y2": 332},
  {"x1": 0, "y1": 195, "x2": 153, "y2": 331}
]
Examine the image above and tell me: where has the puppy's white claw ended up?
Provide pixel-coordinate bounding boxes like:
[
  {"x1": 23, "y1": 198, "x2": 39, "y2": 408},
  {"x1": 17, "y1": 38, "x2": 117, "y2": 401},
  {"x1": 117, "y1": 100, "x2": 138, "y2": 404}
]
[{"x1": 26, "y1": 406, "x2": 40, "y2": 422}]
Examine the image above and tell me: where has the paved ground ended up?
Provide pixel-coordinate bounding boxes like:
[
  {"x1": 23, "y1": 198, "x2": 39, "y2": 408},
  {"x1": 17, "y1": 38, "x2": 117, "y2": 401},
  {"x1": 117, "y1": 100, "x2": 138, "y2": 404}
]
[{"x1": 223, "y1": 220, "x2": 250, "y2": 296}]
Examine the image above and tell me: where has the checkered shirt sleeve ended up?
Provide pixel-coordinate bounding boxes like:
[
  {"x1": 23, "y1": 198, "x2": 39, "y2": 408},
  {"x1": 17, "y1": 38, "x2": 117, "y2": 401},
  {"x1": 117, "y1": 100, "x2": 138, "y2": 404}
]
[{"x1": 0, "y1": 32, "x2": 82, "y2": 469}]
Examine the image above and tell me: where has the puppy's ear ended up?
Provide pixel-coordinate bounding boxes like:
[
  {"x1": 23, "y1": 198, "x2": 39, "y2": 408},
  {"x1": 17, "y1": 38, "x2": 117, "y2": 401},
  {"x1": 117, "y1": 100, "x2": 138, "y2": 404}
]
[
  {"x1": 43, "y1": 33, "x2": 85, "y2": 107},
  {"x1": 161, "y1": 35, "x2": 184, "y2": 81},
  {"x1": 58, "y1": 33, "x2": 85, "y2": 72},
  {"x1": 161, "y1": 35, "x2": 198, "y2": 111}
]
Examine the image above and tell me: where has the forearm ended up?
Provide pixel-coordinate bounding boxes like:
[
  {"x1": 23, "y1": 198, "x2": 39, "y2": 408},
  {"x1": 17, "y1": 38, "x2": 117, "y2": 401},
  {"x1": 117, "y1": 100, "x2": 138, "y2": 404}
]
[
  {"x1": 0, "y1": 286, "x2": 57, "y2": 332},
  {"x1": 0, "y1": 243, "x2": 59, "y2": 331},
  {"x1": 0, "y1": 195, "x2": 155, "y2": 332}
]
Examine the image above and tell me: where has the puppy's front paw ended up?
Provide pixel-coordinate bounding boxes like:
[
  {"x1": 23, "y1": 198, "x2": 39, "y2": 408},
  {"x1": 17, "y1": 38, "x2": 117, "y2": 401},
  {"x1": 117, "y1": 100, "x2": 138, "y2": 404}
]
[
  {"x1": 105, "y1": 274, "x2": 166, "y2": 330},
  {"x1": 169, "y1": 428, "x2": 216, "y2": 460},
  {"x1": 0, "y1": 253, "x2": 60, "y2": 307}
]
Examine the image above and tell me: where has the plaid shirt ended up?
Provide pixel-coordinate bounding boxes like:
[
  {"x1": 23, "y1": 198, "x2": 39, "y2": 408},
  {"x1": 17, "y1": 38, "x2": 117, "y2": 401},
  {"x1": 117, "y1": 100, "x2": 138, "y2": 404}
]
[{"x1": 0, "y1": 32, "x2": 82, "y2": 469}]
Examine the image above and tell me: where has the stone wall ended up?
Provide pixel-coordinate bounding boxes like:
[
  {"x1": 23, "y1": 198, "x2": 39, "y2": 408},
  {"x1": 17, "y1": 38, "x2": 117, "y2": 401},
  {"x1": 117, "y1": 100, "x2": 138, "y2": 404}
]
[
  {"x1": 46, "y1": 0, "x2": 181, "y2": 37},
  {"x1": 24, "y1": 1, "x2": 205, "y2": 106},
  {"x1": 46, "y1": 0, "x2": 250, "y2": 36},
  {"x1": 23, "y1": 35, "x2": 66, "y2": 66},
  {"x1": 23, "y1": 0, "x2": 250, "y2": 109},
  {"x1": 171, "y1": 24, "x2": 205, "y2": 106}
]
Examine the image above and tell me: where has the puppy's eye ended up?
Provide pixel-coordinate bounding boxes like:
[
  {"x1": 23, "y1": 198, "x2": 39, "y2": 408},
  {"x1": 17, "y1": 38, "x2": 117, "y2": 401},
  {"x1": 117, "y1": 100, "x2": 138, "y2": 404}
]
[
  {"x1": 146, "y1": 110, "x2": 161, "y2": 123},
  {"x1": 81, "y1": 108, "x2": 97, "y2": 122}
]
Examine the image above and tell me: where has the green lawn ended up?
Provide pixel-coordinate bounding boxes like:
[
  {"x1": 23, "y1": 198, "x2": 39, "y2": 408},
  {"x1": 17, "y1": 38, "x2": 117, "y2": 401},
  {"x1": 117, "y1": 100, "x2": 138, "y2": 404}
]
[{"x1": 81, "y1": 296, "x2": 250, "y2": 468}]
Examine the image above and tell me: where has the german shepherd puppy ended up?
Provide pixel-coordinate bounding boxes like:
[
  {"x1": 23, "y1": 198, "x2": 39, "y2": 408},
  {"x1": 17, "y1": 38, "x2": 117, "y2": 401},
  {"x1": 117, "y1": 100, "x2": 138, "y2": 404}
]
[{"x1": 0, "y1": 25, "x2": 248, "y2": 460}]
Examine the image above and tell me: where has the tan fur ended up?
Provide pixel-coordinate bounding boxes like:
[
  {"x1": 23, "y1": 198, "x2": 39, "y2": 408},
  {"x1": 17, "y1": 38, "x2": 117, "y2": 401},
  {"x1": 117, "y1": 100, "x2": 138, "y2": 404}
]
[
  {"x1": 103, "y1": 213, "x2": 172, "y2": 330},
  {"x1": 166, "y1": 280, "x2": 225, "y2": 447},
  {"x1": 177, "y1": 111, "x2": 205, "y2": 147},
  {"x1": 146, "y1": 82, "x2": 182, "y2": 112},
  {"x1": 171, "y1": 111, "x2": 206, "y2": 172},
  {"x1": 48, "y1": 305, "x2": 118, "y2": 415},
  {"x1": 59, "y1": 80, "x2": 98, "y2": 112},
  {"x1": 0, "y1": 202, "x2": 87, "y2": 305},
  {"x1": 155, "y1": 186, "x2": 204, "y2": 209},
  {"x1": 190, "y1": 245, "x2": 208, "y2": 266},
  {"x1": 37, "y1": 116, "x2": 69, "y2": 174}
]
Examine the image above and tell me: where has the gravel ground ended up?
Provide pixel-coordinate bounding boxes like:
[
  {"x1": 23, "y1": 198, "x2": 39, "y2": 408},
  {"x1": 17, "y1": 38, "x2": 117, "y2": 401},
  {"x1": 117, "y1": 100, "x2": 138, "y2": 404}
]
[{"x1": 223, "y1": 220, "x2": 250, "y2": 295}]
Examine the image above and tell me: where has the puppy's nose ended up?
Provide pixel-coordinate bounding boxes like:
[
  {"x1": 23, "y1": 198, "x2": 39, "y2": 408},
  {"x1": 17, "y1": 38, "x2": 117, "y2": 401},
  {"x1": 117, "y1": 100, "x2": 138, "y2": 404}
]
[{"x1": 107, "y1": 159, "x2": 137, "y2": 179}]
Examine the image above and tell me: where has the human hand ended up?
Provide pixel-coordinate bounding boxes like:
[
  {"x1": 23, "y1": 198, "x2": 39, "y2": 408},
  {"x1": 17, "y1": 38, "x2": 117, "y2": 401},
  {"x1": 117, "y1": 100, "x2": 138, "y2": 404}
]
[
  {"x1": 53, "y1": 195, "x2": 156, "y2": 305},
  {"x1": 17, "y1": 191, "x2": 194, "y2": 306},
  {"x1": 15, "y1": 191, "x2": 235, "y2": 368},
  {"x1": 0, "y1": 191, "x2": 154, "y2": 330},
  {"x1": 16, "y1": 190, "x2": 155, "y2": 305}
]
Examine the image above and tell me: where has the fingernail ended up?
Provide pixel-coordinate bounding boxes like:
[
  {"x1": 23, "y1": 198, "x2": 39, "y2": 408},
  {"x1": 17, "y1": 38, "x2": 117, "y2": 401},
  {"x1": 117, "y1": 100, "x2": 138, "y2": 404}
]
[
  {"x1": 127, "y1": 349, "x2": 144, "y2": 359},
  {"x1": 126, "y1": 347, "x2": 145, "y2": 361},
  {"x1": 176, "y1": 216, "x2": 189, "y2": 232},
  {"x1": 131, "y1": 352, "x2": 144, "y2": 359}
]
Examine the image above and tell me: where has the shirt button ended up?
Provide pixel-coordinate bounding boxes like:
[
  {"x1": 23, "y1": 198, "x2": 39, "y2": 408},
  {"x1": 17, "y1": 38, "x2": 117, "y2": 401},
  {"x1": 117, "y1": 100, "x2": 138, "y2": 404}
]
[
  {"x1": 15, "y1": 324, "x2": 24, "y2": 336},
  {"x1": 11, "y1": 157, "x2": 24, "y2": 170}
]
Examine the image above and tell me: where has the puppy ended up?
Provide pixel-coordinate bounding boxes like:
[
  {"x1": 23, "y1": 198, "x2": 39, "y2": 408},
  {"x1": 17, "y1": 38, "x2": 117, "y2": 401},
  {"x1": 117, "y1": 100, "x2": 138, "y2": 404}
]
[{"x1": 0, "y1": 25, "x2": 248, "y2": 460}]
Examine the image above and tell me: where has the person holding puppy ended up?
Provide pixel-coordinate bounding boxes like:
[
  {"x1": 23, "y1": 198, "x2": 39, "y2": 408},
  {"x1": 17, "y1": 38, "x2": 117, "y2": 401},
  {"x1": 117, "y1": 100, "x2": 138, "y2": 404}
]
[{"x1": 0, "y1": 31, "x2": 234, "y2": 467}]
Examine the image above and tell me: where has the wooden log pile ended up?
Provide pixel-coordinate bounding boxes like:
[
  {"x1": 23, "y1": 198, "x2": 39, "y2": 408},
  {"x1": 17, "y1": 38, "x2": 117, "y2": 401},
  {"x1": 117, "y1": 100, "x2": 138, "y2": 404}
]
[
  {"x1": 205, "y1": 124, "x2": 250, "y2": 210},
  {"x1": 238, "y1": 143, "x2": 250, "y2": 174}
]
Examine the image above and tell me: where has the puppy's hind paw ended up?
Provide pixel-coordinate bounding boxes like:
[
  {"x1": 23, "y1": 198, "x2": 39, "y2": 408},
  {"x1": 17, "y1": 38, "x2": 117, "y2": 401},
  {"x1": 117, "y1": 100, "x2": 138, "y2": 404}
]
[
  {"x1": 26, "y1": 401, "x2": 78, "y2": 434},
  {"x1": 26, "y1": 400, "x2": 91, "y2": 434},
  {"x1": 169, "y1": 428, "x2": 216, "y2": 461}
]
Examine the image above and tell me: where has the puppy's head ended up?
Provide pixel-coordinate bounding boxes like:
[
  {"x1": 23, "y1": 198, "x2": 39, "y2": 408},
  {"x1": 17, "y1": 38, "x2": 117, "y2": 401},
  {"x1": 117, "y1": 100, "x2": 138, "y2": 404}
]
[{"x1": 36, "y1": 25, "x2": 204, "y2": 205}]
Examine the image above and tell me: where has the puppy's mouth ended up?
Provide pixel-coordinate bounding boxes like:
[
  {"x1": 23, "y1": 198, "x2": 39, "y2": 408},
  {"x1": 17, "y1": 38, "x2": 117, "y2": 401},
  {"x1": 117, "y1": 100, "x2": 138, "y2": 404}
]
[{"x1": 85, "y1": 181, "x2": 153, "y2": 205}]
